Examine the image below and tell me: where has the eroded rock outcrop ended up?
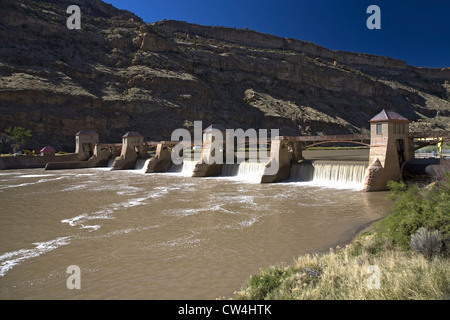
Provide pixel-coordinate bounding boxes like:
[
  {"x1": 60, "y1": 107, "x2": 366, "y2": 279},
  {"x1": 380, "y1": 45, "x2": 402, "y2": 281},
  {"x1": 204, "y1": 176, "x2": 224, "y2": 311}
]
[{"x1": 0, "y1": 0, "x2": 448, "y2": 151}]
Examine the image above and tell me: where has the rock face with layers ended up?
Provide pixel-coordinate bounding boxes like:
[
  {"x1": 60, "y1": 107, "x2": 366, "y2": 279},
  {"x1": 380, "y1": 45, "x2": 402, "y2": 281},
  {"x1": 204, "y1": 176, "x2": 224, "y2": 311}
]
[{"x1": 0, "y1": 0, "x2": 449, "y2": 152}]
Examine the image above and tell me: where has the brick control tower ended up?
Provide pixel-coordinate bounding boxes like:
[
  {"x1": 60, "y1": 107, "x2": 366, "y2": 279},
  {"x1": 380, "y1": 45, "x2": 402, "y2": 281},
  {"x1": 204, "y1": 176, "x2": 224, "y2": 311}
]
[{"x1": 364, "y1": 109, "x2": 411, "y2": 191}]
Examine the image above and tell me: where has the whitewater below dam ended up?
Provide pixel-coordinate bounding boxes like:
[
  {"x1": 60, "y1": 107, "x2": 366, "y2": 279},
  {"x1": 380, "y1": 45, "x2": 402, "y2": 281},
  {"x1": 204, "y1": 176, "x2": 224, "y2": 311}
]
[{"x1": 0, "y1": 153, "x2": 393, "y2": 300}]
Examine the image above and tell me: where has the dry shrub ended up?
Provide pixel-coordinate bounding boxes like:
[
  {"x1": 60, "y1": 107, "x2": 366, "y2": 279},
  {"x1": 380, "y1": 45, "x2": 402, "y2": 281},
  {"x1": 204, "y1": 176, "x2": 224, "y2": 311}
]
[{"x1": 410, "y1": 227, "x2": 442, "y2": 260}]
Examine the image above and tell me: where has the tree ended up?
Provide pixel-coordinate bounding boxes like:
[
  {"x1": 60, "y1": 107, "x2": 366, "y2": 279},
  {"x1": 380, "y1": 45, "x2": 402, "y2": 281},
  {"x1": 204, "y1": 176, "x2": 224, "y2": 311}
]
[
  {"x1": 5, "y1": 126, "x2": 32, "y2": 153},
  {"x1": 0, "y1": 133, "x2": 14, "y2": 154}
]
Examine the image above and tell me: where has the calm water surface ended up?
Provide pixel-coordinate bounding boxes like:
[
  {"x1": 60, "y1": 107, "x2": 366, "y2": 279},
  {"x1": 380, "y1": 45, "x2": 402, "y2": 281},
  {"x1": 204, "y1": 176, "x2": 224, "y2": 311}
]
[{"x1": 0, "y1": 166, "x2": 392, "y2": 300}]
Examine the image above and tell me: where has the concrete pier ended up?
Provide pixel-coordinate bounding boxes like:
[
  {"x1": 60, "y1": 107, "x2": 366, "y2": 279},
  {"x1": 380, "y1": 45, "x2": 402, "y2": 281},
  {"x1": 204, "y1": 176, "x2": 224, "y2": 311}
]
[
  {"x1": 44, "y1": 130, "x2": 122, "y2": 170},
  {"x1": 145, "y1": 142, "x2": 178, "y2": 173},
  {"x1": 192, "y1": 125, "x2": 226, "y2": 177},
  {"x1": 261, "y1": 139, "x2": 297, "y2": 183},
  {"x1": 111, "y1": 132, "x2": 149, "y2": 170}
]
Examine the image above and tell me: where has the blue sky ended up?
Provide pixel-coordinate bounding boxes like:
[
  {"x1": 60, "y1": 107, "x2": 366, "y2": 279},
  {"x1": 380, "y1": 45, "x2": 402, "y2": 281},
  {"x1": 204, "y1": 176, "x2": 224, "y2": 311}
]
[{"x1": 104, "y1": 0, "x2": 450, "y2": 68}]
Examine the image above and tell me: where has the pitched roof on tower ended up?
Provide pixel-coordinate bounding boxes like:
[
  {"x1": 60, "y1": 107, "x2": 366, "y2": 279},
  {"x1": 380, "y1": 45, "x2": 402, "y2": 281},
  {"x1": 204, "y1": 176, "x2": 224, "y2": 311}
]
[
  {"x1": 123, "y1": 131, "x2": 143, "y2": 138},
  {"x1": 76, "y1": 130, "x2": 98, "y2": 136},
  {"x1": 370, "y1": 109, "x2": 409, "y2": 122}
]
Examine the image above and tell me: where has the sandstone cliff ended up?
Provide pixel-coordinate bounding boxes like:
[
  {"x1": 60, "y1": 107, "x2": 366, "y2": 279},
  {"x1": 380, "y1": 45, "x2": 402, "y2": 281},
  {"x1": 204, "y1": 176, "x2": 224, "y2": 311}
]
[{"x1": 0, "y1": 0, "x2": 449, "y2": 151}]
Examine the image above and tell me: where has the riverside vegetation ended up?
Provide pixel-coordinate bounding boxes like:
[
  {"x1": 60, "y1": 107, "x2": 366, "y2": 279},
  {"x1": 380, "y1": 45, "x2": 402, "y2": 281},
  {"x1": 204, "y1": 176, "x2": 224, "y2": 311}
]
[{"x1": 231, "y1": 176, "x2": 450, "y2": 300}]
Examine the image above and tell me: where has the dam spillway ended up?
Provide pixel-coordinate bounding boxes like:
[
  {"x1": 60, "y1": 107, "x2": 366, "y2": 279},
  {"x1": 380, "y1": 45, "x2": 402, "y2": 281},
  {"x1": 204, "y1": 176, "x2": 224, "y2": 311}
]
[
  {"x1": 4, "y1": 109, "x2": 448, "y2": 191},
  {"x1": 168, "y1": 160, "x2": 267, "y2": 182},
  {"x1": 159, "y1": 158, "x2": 368, "y2": 189},
  {"x1": 221, "y1": 162, "x2": 267, "y2": 181},
  {"x1": 290, "y1": 161, "x2": 369, "y2": 190},
  {"x1": 168, "y1": 159, "x2": 199, "y2": 176}
]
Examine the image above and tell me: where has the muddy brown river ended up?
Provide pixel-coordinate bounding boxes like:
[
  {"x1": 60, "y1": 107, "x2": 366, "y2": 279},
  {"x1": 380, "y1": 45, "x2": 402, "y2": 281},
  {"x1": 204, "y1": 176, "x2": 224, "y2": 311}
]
[{"x1": 0, "y1": 150, "x2": 393, "y2": 300}]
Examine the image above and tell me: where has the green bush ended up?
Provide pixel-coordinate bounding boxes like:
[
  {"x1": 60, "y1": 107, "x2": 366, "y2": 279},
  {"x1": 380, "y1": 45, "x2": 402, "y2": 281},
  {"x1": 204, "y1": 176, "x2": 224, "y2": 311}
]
[
  {"x1": 242, "y1": 266, "x2": 295, "y2": 300},
  {"x1": 376, "y1": 178, "x2": 450, "y2": 250}
]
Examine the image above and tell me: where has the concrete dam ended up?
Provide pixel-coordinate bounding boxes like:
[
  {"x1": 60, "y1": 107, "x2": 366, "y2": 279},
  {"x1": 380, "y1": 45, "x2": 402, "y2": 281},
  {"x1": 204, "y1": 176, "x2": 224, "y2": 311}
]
[{"x1": 1, "y1": 110, "x2": 448, "y2": 191}]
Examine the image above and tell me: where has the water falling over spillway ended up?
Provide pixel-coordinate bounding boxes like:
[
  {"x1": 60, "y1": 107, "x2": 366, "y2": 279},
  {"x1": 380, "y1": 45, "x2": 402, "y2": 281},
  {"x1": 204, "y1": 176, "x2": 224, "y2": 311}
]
[
  {"x1": 221, "y1": 162, "x2": 267, "y2": 181},
  {"x1": 107, "y1": 158, "x2": 115, "y2": 168},
  {"x1": 169, "y1": 160, "x2": 199, "y2": 176},
  {"x1": 134, "y1": 158, "x2": 151, "y2": 172},
  {"x1": 166, "y1": 159, "x2": 368, "y2": 189},
  {"x1": 290, "y1": 161, "x2": 368, "y2": 190},
  {"x1": 168, "y1": 160, "x2": 267, "y2": 180}
]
